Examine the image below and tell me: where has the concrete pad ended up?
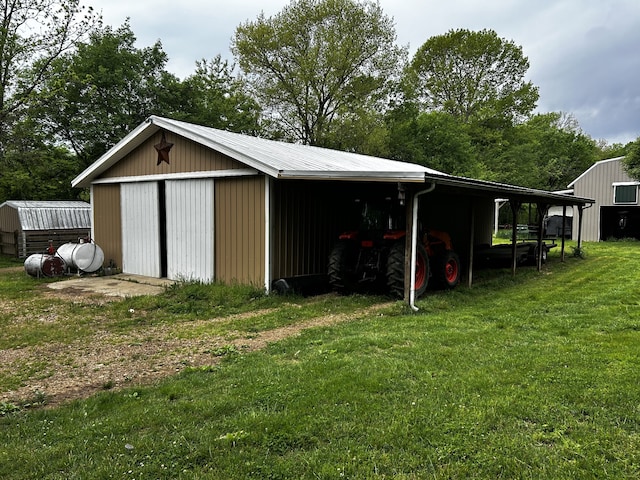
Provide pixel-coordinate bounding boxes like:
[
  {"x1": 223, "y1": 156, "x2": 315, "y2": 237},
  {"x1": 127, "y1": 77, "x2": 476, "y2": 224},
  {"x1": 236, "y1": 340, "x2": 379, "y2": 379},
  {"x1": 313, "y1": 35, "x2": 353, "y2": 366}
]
[{"x1": 47, "y1": 273, "x2": 174, "y2": 297}]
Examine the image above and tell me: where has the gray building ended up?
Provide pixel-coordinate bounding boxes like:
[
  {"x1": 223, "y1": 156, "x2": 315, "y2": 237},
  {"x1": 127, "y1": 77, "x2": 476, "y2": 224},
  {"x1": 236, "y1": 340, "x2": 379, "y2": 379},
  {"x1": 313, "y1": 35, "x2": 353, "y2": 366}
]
[
  {"x1": 569, "y1": 156, "x2": 640, "y2": 241},
  {"x1": 0, "y1": 200, "x2": 92, "y2": 257}
]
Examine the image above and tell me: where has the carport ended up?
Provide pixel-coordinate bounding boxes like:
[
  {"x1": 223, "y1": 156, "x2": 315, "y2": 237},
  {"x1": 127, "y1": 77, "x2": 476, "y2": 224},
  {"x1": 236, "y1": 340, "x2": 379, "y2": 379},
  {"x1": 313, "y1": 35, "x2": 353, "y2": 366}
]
[{"x1": 404, "y1": 176, "x2": 593, "y2": 309}]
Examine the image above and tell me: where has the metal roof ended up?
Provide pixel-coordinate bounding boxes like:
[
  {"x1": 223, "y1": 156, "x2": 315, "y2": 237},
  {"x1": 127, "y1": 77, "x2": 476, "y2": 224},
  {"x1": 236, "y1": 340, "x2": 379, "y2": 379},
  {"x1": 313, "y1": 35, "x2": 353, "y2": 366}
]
[
  {"x1": 425, "y1": 174, "x2": 594, "y2": 206},
  {"x1": 1, "y1": 201, "x2": 91, "y2": 231},
  {"x1": 567, "y1": 156, "x2": 625, "y2": 188},
  {"x1": 72, "y1": 116, "x2": 443, "y2": 188},
  {"x1": 71, "y1": 116, "x2": 592, "y2": 207}
]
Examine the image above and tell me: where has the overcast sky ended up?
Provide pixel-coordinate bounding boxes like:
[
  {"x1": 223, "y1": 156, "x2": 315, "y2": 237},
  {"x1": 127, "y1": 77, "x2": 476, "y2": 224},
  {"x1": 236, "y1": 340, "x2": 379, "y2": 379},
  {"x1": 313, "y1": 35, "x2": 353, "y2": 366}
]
[{"x1": 85, "y1": 0, "x2": 640, "y2": 145}]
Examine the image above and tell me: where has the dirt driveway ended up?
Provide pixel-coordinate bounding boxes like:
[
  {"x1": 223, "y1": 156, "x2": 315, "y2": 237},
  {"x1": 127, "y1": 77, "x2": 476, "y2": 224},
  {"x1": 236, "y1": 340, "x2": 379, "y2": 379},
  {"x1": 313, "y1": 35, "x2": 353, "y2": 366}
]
[{"x1": 1, "y1": 273, "x2": 390, "y2": 408}]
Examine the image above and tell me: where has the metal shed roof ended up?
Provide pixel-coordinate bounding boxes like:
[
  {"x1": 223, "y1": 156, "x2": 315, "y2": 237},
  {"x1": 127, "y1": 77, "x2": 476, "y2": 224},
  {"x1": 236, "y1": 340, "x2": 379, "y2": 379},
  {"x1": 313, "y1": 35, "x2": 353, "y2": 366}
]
[
  {"x1": 426, "y1": 174, "x2": 594, "y2": 206},
  {"x1": 1, "y1": 201, "x2": 91, "y2": 231},
  {"x1": 567, "y1": 156, "x2": 625, "y2": 188},
  {"x1": 72, "y1": 116, "x2": 443, "y2": 188},
  {"x1": 71, "y1": 116, "x2": 593, "y2": 206}
]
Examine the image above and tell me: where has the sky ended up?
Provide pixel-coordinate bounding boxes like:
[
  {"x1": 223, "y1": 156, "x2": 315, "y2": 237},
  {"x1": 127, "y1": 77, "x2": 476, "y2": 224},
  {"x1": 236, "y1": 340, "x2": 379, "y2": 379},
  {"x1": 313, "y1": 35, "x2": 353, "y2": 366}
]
[{"x1": 84, "y1": 0, "x2": 640, "y2": 146}]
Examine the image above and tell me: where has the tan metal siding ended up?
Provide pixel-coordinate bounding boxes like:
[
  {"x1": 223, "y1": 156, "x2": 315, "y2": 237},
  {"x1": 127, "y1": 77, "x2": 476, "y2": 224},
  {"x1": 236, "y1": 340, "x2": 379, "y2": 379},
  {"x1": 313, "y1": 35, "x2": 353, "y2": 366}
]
[
  {"x1": 572, "y1": 159, "x2": 634, "y2": 241},
  {"x1": 100, "y1": 131, "x2": 247, "y2": 179},
  {"x1": 215, "y1": 176, "x2": 265, "y2": 286},
  {"x1": 93, "y1": 184, "x2": 122, "y2": 269}
]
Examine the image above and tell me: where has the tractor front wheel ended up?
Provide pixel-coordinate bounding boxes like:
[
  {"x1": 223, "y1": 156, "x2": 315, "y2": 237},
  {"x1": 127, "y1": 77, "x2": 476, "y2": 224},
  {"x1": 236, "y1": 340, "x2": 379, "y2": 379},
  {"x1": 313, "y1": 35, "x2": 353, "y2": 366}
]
[
  {"x1": 386, "y1": 241, "x2": 429, "y2": 299},
  {"x1": 431, "y1": 250, "x2": 461, "y2": 289}
]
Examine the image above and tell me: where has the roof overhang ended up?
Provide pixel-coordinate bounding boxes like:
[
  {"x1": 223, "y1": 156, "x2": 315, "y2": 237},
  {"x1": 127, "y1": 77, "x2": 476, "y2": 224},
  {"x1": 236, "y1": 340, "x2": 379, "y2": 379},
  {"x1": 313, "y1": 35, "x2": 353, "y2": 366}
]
[
  {"x1": 275, "y1": 170, "x2": 427, "y2": 182},
  {"x1": 425, "y1": 173, "x2": 594, "y2": 206}
]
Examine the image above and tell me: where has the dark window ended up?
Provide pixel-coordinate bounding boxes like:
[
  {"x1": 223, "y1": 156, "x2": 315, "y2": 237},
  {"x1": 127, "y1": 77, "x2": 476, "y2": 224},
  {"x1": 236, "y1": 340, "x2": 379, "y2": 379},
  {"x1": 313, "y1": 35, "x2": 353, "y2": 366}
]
[{"x1": 614, "y1": 185, "x2": 637, "y2": 204}]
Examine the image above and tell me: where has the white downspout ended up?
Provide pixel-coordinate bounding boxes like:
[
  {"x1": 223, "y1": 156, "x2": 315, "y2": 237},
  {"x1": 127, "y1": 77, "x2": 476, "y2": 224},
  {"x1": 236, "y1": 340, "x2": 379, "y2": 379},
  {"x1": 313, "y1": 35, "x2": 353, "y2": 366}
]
[
  {"x1": 410, "y1": 182, "x2": 436, "y2": 311},
  {"x1": 264, "y1": 176, "x2": 271, "y2": 293}
]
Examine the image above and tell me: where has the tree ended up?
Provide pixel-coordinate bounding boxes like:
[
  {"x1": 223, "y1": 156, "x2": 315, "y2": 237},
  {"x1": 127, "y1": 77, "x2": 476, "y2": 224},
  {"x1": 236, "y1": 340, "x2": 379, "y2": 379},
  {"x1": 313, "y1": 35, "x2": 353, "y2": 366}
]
[
  {"x1": 231, "y1": 0, "x2": 406, "y2": 147},
  {"x1": 490, "y1": 112, "x2": 598, "y2": 190},
  {"x1": 407, "y1": 29, "x2": 539, "y2": 126},
  {"x1": 176, "y1": 56, "x2": 261, "y2": 134},
  {"x1": 0, "y1": 0, "x2": 98, "y2": 155},
  {"x1": 622, "y1": 138, "x2": 640, "y2": 180},
  {"x1": 37, "y1": 22, "x2": 181, "y2": 165},
  {"x1": 387, "y1": 109, "x2": 479, "y2": 177}
]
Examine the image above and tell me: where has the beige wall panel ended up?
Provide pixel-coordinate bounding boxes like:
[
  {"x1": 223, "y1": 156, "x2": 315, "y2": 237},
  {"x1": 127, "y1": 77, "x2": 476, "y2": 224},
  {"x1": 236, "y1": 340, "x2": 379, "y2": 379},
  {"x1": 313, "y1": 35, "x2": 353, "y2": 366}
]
[
  {"x1": 92, "y1": 184, "x2": 122, "y2": 269},
  {"x1": 215, "y1": 176, "x2": 265, "y2": 286},
  {"x1": 100, "y1": 132, "x2": 246, "y2": 179}
]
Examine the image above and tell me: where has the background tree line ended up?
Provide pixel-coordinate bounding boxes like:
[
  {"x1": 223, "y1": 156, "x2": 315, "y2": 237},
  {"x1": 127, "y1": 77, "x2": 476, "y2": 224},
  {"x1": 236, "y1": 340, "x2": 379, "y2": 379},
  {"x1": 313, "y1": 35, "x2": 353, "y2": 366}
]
[{"x1": 0, "y1": 0, "x2": 636, "y2": 202}]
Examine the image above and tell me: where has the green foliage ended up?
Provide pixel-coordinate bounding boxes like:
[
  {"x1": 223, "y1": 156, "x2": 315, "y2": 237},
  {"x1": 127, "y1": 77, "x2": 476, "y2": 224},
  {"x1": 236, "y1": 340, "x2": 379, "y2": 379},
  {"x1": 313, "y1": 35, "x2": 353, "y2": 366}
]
[
  {"x1": 488, "y1": 112, "x2": 598, "y2": 189},
  {"x1": 622, "y1": 137, "x2": 640, "y2": 180},
  {"x1": 232, "y1": 0, "x2": 406, "y2": 147},
  {"x1": 0, "y1": 0, "x2": 99, "y2": 152},
  {"x1": 37, "y1": 21, "x2": 181, "y2": 165},
  {"x1": 176, "y1": 55, "x2": 262, "y2": 134},
  {"x1": 407, "y1": 28, "x2": 539, "y2": 125},
  {"x1": 387, "y1": 110, "x2": 480, "y2": 176},
  {"x1": 0, "y1": 145, "x2": 82, "y2": 201}
]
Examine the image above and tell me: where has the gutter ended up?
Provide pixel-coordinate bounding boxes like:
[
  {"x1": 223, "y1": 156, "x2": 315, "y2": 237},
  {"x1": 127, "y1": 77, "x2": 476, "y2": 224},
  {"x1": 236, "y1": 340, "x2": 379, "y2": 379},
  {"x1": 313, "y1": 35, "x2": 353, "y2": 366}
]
[{"x1": 409, "y1": 182, "x2": 436, "y2": 311}]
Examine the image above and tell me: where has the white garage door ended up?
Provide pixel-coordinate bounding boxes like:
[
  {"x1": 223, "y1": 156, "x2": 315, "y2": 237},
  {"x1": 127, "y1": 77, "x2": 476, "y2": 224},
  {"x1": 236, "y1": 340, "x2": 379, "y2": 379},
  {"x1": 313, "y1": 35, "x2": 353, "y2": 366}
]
[
  {"x1": 165, "y1": 179, "x2": 215, "y2": 282},
  {"x1": 120, "y1": 182, "x2": 161, "y2": 277}
]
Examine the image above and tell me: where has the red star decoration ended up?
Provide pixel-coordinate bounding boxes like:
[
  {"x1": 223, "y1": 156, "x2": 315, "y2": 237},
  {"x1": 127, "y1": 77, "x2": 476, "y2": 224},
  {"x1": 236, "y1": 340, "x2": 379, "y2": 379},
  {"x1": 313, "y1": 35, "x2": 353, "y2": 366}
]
[{"x1": 154, "y1": 131, "x2": 174, "y2": 165}]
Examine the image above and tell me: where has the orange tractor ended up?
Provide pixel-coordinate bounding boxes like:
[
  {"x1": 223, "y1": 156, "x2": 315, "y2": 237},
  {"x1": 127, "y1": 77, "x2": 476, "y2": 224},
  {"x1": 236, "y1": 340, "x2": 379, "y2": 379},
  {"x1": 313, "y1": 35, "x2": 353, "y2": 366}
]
[{"x1": 327, "y1": 201, "x2": 460, "y2": 298}]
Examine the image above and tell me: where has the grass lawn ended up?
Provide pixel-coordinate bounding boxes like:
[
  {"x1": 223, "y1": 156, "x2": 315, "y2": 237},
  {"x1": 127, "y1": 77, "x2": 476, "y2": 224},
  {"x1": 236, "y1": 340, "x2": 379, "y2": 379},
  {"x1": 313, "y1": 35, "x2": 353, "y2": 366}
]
[{"x1": 1, "y1": 241, "x2": 639, "y2": 478}]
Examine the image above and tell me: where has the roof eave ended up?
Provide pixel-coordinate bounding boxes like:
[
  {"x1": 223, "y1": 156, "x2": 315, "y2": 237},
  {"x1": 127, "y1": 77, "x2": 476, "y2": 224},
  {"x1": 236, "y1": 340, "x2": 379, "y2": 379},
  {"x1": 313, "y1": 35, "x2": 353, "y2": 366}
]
[
  {"x1": 72, "y1": 119, "x2": 159, "y2": 188},
  {"x1": 277, "y1": 170, "x2": 427, "y2": 182},
  {"x1": 427, "y1": 174, "x2": 594, "y2": 205}
]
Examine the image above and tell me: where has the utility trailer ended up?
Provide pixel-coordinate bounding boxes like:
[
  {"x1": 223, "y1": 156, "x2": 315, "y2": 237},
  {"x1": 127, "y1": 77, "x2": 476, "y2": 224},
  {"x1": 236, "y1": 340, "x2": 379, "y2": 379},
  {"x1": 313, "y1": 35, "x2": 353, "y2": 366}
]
[{"x1": 474, "y1": 241, "x2": 556, "y2": 268}]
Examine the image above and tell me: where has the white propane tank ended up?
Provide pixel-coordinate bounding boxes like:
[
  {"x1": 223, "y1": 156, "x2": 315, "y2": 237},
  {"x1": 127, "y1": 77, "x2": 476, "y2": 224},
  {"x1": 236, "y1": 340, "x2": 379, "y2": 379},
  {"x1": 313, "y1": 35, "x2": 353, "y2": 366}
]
[{"x1": 57, "y1": 241, "x2": 104, "y2": 273}]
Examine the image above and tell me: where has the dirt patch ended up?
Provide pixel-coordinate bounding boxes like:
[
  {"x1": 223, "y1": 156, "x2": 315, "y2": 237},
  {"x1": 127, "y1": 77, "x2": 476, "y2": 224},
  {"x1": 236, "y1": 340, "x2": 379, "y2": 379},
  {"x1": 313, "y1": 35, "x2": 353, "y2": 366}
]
[{"x1": 0, "y1": 289, "x2": 392, "y2": 408}]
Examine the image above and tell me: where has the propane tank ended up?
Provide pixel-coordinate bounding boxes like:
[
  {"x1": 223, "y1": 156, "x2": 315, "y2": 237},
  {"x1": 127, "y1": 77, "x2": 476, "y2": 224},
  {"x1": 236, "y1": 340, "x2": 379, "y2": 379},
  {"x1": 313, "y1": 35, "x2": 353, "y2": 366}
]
[
  {"x1": 56, "y1": 240, "x2": 104, "y2": 273},
  {"x1": 24, "y1": 254, "x2": 66, "y2": 277}
]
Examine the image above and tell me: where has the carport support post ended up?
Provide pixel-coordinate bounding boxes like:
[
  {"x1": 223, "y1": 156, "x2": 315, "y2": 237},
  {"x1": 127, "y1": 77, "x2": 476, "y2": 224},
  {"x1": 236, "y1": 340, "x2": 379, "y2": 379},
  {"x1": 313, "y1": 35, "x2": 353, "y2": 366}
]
[
  {"x1": 536, "y1": 203, "x2": 549, "y2": 271},
  {"x1": 577, "y1": 205, "x2": 584, "y2": 248},
  {"x1": 561, "y1": 205, "x2": 567, "y2": 262},
  {"x1": 510, "y1": 200, "x2": 521, "y2": 278},
  {"x1": 468, "y1": 201, "x2": 475, "y2": 287},
  {"x1": 404, "y1": 191, "x2": 414, "y2": 303}
]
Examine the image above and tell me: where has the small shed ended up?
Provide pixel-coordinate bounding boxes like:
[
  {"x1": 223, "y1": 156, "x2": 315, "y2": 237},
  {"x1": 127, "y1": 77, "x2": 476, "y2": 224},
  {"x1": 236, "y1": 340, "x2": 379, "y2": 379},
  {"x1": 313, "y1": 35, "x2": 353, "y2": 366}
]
[
  {"x1": 0, "y1": 201, "x2": 91, "y2": 257},
  {"x1": 568, "y1": 156, "x2": 640, "y2": 241}
]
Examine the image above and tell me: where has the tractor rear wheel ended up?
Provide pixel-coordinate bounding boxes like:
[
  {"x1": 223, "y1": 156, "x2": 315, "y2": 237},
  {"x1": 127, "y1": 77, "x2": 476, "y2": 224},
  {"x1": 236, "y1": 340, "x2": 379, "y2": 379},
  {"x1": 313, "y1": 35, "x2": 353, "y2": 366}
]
[
  {"x1": 328, "y1": 241, "x2": 356, "y2": 293},
  {"x1": 431, "y1": 250, "x2": 461, "y2": 289},
  {"x1": 386, "y1": 241, "x2": 429, "y2": 299}
]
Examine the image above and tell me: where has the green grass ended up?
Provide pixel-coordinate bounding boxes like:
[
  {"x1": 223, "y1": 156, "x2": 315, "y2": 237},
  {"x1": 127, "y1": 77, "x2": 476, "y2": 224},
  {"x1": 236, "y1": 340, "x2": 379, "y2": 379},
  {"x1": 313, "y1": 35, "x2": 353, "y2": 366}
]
[
  {"x1": 1, "y1": 242, "x2": 640, "y2": 478},
  {"x1": 0, "y1": 254, "x2": 22, "y2": 268}
]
